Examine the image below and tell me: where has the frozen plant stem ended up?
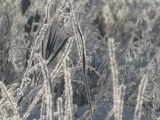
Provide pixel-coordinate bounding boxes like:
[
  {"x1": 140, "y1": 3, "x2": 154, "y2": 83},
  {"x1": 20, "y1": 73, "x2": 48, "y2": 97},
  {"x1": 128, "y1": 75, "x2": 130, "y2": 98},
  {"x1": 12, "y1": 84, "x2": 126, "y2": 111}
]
[
  {"x1": 64, "y1": 57, "x2": 73, "y2": 120},
  {"x1": 76, "y1": 24, "x2": 94, "y2": 119},
  {"x1": 0, "y1": 81, "x2": 20, "y2": 120},
  {"x1": 34, "y1": 53, "x2": 53, "y2": 120},
  {"x1": 50, "y1": 38, "x2": 73, "y2": 78},
  {"x1": 68, "y1": 0, "x2": 82, "y2": 66},
  {"x1": 57, "y1": 97, "x2": 64, "y2": 120},
  {"x1": 108, "y1": 38, "x2": 125, "y2": 120},
  {"x1": 23, "y1": 86, "x2": 45, "y2": 120},
  {"x1": 19, "y1": 24, "x2": 48, "y2": 92},
  {"x1": 134, "y1": 74, "x2": 148, "y2": 120}
]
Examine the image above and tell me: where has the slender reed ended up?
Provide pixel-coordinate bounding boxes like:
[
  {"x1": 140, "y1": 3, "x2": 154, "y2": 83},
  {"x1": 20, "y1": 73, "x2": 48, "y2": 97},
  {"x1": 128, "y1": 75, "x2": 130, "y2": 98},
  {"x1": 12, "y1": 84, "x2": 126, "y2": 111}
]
[
  {"x1": 134, "y1": 74, "x2": 148, "y2": 120},
  {"x1": 34, "y1": 53, "x2": 53, "y2": 120},
  {"x1": 108, "y1": 38, "x2": 125, "y2": 120},
  {"x1": 57, "y1": 97, "x2": 64, "y2": 120},
  {"x1": 64, "y1": 57, "x2": 73, "y2": 120}
]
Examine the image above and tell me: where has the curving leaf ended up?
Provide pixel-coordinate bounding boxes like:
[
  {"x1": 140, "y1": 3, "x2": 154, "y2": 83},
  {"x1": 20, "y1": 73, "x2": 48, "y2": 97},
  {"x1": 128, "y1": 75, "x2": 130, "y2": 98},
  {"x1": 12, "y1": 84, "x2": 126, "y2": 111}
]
[{"x1": 47, "y1": 34, "x2": 73, "y2": 65}]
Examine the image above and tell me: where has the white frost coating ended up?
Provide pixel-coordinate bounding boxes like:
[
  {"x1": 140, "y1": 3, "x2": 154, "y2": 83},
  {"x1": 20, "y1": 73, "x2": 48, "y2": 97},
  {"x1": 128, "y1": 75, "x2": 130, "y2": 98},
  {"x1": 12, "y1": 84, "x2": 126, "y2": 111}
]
[
  {"x1": 0, "y1": 81, "x2": 20, "y2": 120},
  {"x1": 134, "y1": 74, "x2": 148, "y2": 120},
  {"x1": 64, "y1": 57, "x2": 73, "y2": 120},
  {"x1": 57, "y1": 97, "x2": 64, "y2": 120},
  {"x1": 108, "y1": 38, "x2": 125, "y2": 120}
]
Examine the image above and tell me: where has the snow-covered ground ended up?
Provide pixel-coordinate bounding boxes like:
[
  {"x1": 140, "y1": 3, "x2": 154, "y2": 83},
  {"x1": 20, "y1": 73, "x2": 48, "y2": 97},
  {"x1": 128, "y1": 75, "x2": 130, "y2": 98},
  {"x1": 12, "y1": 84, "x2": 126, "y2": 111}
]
[{"x1": 74, "y1": 105, "x2": 160, "y2": 120}]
